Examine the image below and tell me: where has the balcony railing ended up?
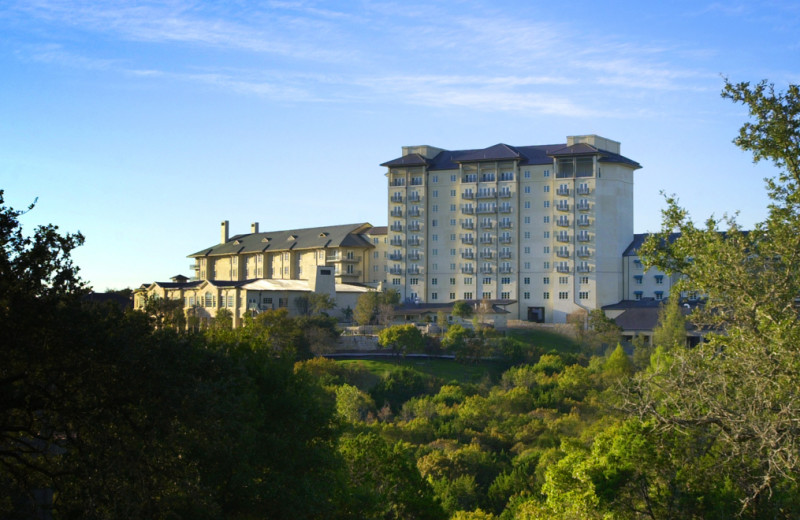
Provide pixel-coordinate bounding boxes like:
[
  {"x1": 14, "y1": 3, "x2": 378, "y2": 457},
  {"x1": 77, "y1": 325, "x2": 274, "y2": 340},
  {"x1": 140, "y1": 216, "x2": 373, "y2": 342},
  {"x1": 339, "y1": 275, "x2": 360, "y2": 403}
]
[
  {"x1": 390, "y1": 238, "x2": 403, "y2": 246},
  {"x1": 576, "y1": 202, "x2": 590, "y2": 211},
  {"x1": 390, "y1": 223, "x2": 403, "y2": 231},
  {"x1": 480, "y1": 266, "x2": 493, "y2": 274},
  {"x1": 408, "y1": 194, "x2": 421, "y2": 202},
  {"x1": 499, "y1": 206, "x2": 512, "y2": 214},
  {"x1": 556, "y1": 203, "x2": 570, "y2": 212},
  {"x1": 190, "y1": 263, "x2": 199, "y2": 270},
  {"x1": 499, "y1": 266, "x2": 513, "y2": 274},
  {"x1": 340, "y1": 270, "x2": 362, "y2": 277},
  {"x1": 390, "y1": 194, "x2": 404, "y2": 203},
  {"x1": 461, "y1": 207, "x2": 475, "y2": 214},
  {"x1": 407, "y1": 253, "x2": 420, "y2": 261},
  {"x1": 556, "y1": 187, "x2": 570, "y2": 196},
  {"x1": 499, "y1": 251, "x2": 512, "y2": 259},
  {"x1": 477, "y1": 207, "x2": 496, "y2": 214},
  {"x1": 461, "y1": 222, "x2": 474, "y2": 230},
  {"x1": 461, "y1": 237, "x2": 474, "y2": 245},
  {"x1": 407, "y1": 238, "x2": 421, "y2": 246},
  {"x1": 390, "y1": 209, "x2": 403, "y2": 217},
  {"x1": 461, "y1": 266, "x2": 474, "y2": 274},
  {"x1": 479, "y1": 252, "x2": 494, "y2": 259},
  {"x1": 556, "y1": 250, "x2": 570, "y2": 258},
  {"x1": 576, "y1": 265, "x2": 592, "y2": 273},
  {"x1": 578, "y1": 218, "x2": 590, "y2": 227},
  {"x1": 389, "y1": 267, "x2": 403, "y2": 275},
  {"x1": 479, "y1": 237, "x2": 494, "y2": 244},
  {"x1": 577, "y1": 233, "x2": 591, "y2": 242},
  {"x1": 480, "y1": 221, "x2": 494, "y2": 229},
  {"x1": 389, "y1": 253, "x2": 403, "y2": 261},
  {"x1": 577, "y1": 249, "x2": 591, "y2": 258},
  {"x1": 342, "y1": 255, "x2": 361, "y2": 263},
  {"x1": 556, "y1": 219, "x2": 570, "y2": 227},
  {"x1": 407, "y1": 209, "x2": 421, "y2": 217},
  {"x1": 499, "y1": 190, "x2": 512, "y2": 198},
  {"x1": 477, "y1": 190, "x2": 496, "y2": 199},
  {"x1": 577, "y1": 186, "x2": 590, "y2": 195},
  {"x1": 556, "y1": 265, "x2": 571, "y2": 273},
  {"x1": 499, "y1": 237, "x2": 512, "y2": 244},
  {"x1": 556, "y1": 235, "x2": 570, "y2": 243},
  {"x1": 498, "y1": 221, "x2": 512, "y2": 229},
  {"x1": 407, "y1": 224, "x2": 421, "y2": 231},
  {"x1": 461, "y1": 252, "x2": 474, "y2": 259},
  {"x1": 462, "y1": 192, "x2": 474, "y2": 199}
]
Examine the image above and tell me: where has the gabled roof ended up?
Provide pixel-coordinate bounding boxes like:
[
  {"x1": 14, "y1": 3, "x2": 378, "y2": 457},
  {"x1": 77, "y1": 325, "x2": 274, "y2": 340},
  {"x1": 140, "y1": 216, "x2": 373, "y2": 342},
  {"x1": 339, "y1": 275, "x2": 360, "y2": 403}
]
[
  {"x1": 151, "y1": 280, "x2": 203, "y2": 289},
  {"x1": 623, "y1": 233, "x2": 682, "y2": 257},
  {"x1": 190, "y1": 223, "x2": 374, "y2": 258},
  {"x1": 382, "y1": 142, "x2": 640, "y2": 171}
]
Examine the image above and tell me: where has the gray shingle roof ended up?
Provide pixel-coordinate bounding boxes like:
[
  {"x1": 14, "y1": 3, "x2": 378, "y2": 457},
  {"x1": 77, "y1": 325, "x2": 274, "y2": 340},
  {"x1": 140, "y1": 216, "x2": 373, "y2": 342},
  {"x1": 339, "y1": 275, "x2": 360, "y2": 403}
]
[
  {"x1": 189, "y1": 223, "x2": 375, "y2": 258},
  {"x1": 382, "y1": 142, "x2": 640, "y2": 171}
]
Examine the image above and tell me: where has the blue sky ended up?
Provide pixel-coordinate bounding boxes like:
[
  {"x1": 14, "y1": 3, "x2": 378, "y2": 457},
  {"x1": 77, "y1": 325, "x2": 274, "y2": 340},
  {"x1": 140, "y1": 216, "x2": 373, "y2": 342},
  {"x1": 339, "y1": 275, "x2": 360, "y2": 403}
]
[{"x1": 1, "y1": 0, "x2": 798, "y2": 291}]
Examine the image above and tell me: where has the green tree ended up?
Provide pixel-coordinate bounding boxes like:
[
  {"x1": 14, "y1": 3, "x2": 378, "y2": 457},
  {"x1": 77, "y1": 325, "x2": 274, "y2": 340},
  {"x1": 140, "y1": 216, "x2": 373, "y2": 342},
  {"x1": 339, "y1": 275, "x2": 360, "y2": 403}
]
[
  {"x1": 452, "y1": 301, "x2": 474, "y2": 321},
  {"x1": 378, "y1": 324, "x2": 424, "y2": 359},
  {"x1": 632, "y1": 79, "x2": 800, "y2": 513},
  {"x1": 354, "y1": 291, "x2": 380, "y2": 326},
  {"x1": 651, "y1": 297, "x2": 687, "y2": 350},
  {"x1": 214, "y1": 306, "x2": 234, "y2": 329}
]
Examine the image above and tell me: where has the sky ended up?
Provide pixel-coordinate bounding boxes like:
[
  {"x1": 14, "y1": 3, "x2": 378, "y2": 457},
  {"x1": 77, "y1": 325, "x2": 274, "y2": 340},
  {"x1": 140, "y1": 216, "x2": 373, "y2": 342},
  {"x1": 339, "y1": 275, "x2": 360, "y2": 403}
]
[{"x1": 1, "y1": 0, "x2": 798, "y2": 291}]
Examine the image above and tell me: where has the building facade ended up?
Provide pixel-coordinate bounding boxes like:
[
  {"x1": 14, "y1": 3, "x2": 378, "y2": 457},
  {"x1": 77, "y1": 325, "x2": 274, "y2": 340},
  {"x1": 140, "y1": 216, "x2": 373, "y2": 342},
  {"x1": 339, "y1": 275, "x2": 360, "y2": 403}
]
[{"x1": 381, "y1": 135, "x2": 642, "y2": 323}]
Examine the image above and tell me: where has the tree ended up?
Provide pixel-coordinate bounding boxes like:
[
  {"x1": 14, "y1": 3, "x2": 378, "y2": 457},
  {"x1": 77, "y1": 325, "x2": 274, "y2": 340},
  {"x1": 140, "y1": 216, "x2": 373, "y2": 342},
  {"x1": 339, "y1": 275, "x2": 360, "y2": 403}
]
[
  {"x1": 214, "y1": 306, "x2": 233, "y2": 329},
  {"x1": 452, "y1": 301, "x2": 473, "y2": 321},
  {"x1": 295, "y1": 293, "x2": 336, "y2": 316},
  {"x1": 631, "y1": 79, "x2": 800, "y2": 513},
  {"x1": 378, "y1": 324, "x2": 424, "y2": 359},
  {"x1": 651, "y1": 297, "x2": 687, "y2": 350}
]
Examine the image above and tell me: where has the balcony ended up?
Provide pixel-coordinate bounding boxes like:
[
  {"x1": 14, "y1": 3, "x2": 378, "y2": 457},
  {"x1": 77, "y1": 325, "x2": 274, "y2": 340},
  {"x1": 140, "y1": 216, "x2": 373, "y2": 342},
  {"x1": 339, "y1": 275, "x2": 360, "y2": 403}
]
[
  {"x1": 556, "y1": 187, "x2": 570, "y2": 196},
  {"x1": 480, "y1": 266, "x2": 493, "y2": 274},
  {"x1": 408, "y1": 208, "x2": 421, "y2": 217},
  {"x1": 461, "y1": 266, "x2": 475, "y2": 274},
  {"x1": 407, "y1": 253, "x2": 421, "y2": 261},
  {"x1": 340, "y1": 270, "x2": 362, "y2": 277},
  {"x1": 190, "y1": 263, "x2": 199, "y2": 270},
  {"x1": 389, "y1": 253, "x2": 403, "y2": 261},
  {"x1": 461, "y1": 237, "x2": 474, "y2": 245},
  {"x1": 499, "y1": 236, "x2": 512, "y2": 244},
  {"x1": 461, "y1": 206, "x2": 475, "y2": 214},
  {"x1": 407, "y1": 238, "x2": 421, "y2": 247},
  {"x1": 577, "y1": 233, "x2": 591, "y2": 242},
  {"x1": 480, "y1": 221, "x2": 493, "y2": 229},
  {"x1": 576, "y1": 202, "x2": 590, "y2": 211},
  {"x1": 577, "y1": 249, "x2": 591, "y2": 258},
  {"x1": 479, "y1": 251, "x2": 494, "y2": 259},
  {"x1": 477, "y1": 206, "x2": 496, "y2": 214},
  {"x1": 556, "y1": 234, "x2": 570, "y2": 243},
  {"x1": 390, "y1": 180, "x2": 405, "y2": 187},
  {"x1": 556, "y1": 219, "x2": 570, "y2": 227},
  {"x1": 499, "y1": 189, "x2": 512, "y2": 198},
  {"x1": 390, "y1": 208, "x2": 403, "y2": 217},
  {"x1": 408, "y1": 194, "x2": 421, "y2": 202},
  {"x1": 499, "y1": 251, "x2": 512, "y2": 259},
  {"x1": 556, "y1": 203, "x2": 569, "y2": 212},
  {"x1": 556, "y1": 265, "x2": 571, "y2": 273},
  {"x1": 389, "y1": 267, "x2": 404, "y2": 275},
  {"x1": 462, "y1": 191, "x2": 474, "y2": 199},
  {"x1": 499, "y1": 266, "x2": 513, "y2": 274},
  {"x1": 479, "y1": 237, "x2": 494, "y2": 245},
  {"x1": 498, "y1": 221, "x2": 512, "y2": 229},
  {"x1": 342, "y1": 255, "x2": 361, "y2": 263},
  {"x1": 577, "y1": 186, "x2": 591, "y2": 195},
  {"x1": 408, "y1": 223, "x2": 421, "y2": 231},
  {"x1": 390, "y1": 223, "x2": 403, "y2": 232},
  {"x1": 461, "y1": 222, "x2": 474, "y2": 230},
  {"x1": 390, "y1": 194, "x2": 404, "y2": 203},
  {"x1": 578, "y1": 218, "x2": 591, "y2": 227},
  {"x1": 390, "y1": 237, "x2": 403, "y2": 246},
  {"x1": 461, "y1": 251, "x2": 474, "y2": 259},
  {"x1": 499, "y1": 206, "x2": 513, "y2": 214},
  {"x1": 576, "y1": 265, "x2": 592, "y2": 273},
  {"x1": 477, "y1": 190, "x2": 496, "y2": 199},
  {"x1": 556, "y1": 250, "x2": 570, "y2": 258}
]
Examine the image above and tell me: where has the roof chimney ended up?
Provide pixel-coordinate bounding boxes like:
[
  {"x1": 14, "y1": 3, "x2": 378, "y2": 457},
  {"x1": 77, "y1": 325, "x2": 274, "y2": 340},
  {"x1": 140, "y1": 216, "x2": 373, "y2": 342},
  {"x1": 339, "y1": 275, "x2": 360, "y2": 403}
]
[
  {"x1": 221, "y1": 220, "x2": 229, "y2": 244},
  {"x1": 251, "y1": 222, "x2": 259, "y2": 234}
]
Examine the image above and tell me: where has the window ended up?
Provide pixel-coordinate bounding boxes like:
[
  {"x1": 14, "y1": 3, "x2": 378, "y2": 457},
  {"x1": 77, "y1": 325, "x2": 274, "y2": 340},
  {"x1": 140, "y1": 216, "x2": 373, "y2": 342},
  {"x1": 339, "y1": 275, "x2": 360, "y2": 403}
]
[
  {"x1": 523, "y1": 292, "x2": 530, "y2": 299},
  {"x1": 524, "y1": 247, "x2": 531, "y2": 254},
  {"x1": 450, "y1": 292, "x2": 456, "y2": 299},
  {"x1": 410, "y1": 278, "x2": 419, "y2": 285},
  {"x1": 451, "y1": 174, "x2": 457, "y2": 182},
  {"x1": 524, "y1": 262, "x2": 531, "y2": 269},
  {"x1": 524, "y1": 170, "x2": 531, "y2": 178},
  {"x1": 543, "y1": 170, "x2": 550, "y2": 177},
  {"x1": 559, "y1": 276, "x2": 568, "y2": 284},
  {"x1": 450, "y1": 248, "x2": 456, "y2": 256},
  {"x1": 524, "y1": 231, "x2": 531, "y2": 239},
  {"x1": 431, "y1": 278, "x2": 438, "y2": 285},
  {"x1": 279, "y1": 297, "x2": 289, "y2": 308},
  {"x1": 450, "y1": 277, "x2": 456, "y2": 285},
  {"x1": 524, "y1": 186, "x2": 531, "y2": 193},
  {"x1": 525, "y1": 201, "x2": 531, "y2": 209},
  {"x1": 633, "y1": 259, "x2": 642, "y2": 268},
  {"x1": 432, "y1": 248, "x2": 438, "y2": 256},
  {"x1": 634, "y1": 290, "x2": 643, "y2": 301},
  {"x1": 543, "y1": 216, "x2": 550, "y2": 224},
  {"x1": 655, "y1": 291, "x2": 664, "y2": 300},
  {"x1": 580, "y1": 276, "x2": 589, "y2": 284},
  {"x1": 500, "y1": 171, "x2": 513, "y2": 181},
  {"x1": 501, "y1": 277, "x2": 511, "y2": 284},
  {"x1": 432, "y1": 234, "x2": 438, "y2": 241},
  {"x1": 450, "y1": 218, "x2": 456, "y2": 226},
  {"x1": 655, "y1": 275, "x2": 664, "y2": 284},
  {"x1": 543, "y1": 200, "x2": 550, "y2": 208},
  {"x1": 431, "y1": 292, "x2": 438, "y2": 300},
  {"x1": 634, "y1": 275, "x2": 643, "y2": 285},
  {"x1": 431, "y1": 219, "x2": 438, "y2": 227},
  {"x1": 464, "y1": 292, "x2": 473, "y2": 299},
  {"x1": 543, "y1": 276, "x2": 550, "y2": 284},
  {"x1": 482, "y1": 277, "x2": 492, "y2": 284},
  {"x1": 451, "y1": 189, "x2": 457, "y2": 196},
  {"x1": 543, "y1": 185, "x2": 550, "y2": 192},
  {"x1": 263, "y1": 297, "x2": 273, "y2": 304},
  {"x1": 579, "y1": 291, "x2": 589, "y2": 299},
  {"x1": 524, "y1": 277, "x2": 531, "y2": 284},
  {"x1": 543, "y1": 292, "x2": 550, "y2": 299},
  {"x1": 524, "y1": 216, "x2": 531, "y2": 224},
  {"x1": 464, "y1": 277, "x2": 473, "y2": 285},
  {"x1": 432, "y1": 205, "x2": 438, "y2": 212},
  {"x1": 543, "y1": 261, "x2": 550, "y2": 269},
  {"x1": 392, "y1": 278, "x2": 400, "y2": 285},
  {"x1": 543, "y1": 246, "x2": 550, "y2": 254},
  {"x1": 432, "y1": 175, "x2": 438, "y2": 183},
  {"x1": 432, "y1": 190, "x2": 438, "y2": 197},
  {"x1": 559, "y1": 291, "x2": 569, "y2": 300},
  {"x1": 500, "y1": 291, "x2": 510, "y2": 299}
]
